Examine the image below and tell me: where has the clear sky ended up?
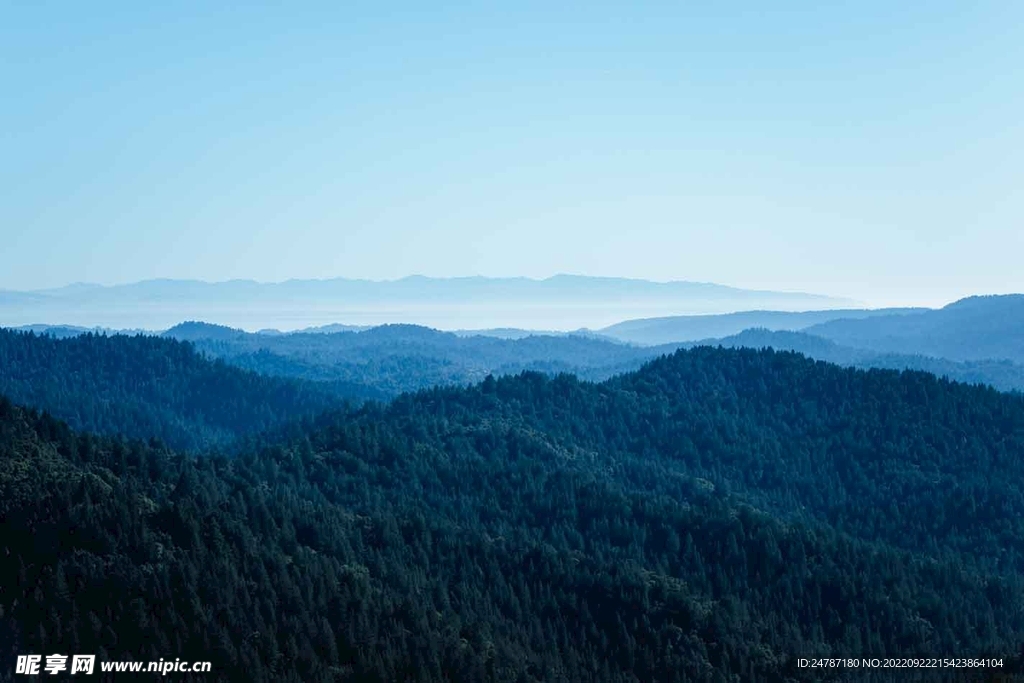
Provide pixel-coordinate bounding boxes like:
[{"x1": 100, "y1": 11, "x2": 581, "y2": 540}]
[{"x1": 2, "y1": 2, "x2": 1022, "y2": 307}]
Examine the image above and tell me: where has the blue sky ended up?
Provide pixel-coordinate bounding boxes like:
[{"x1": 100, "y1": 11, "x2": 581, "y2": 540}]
[{"x1": 2, "y1": 1, "x2": 1022, "y2": 306}]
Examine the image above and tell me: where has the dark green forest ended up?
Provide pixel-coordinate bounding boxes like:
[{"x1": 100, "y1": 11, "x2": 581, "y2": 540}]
[
  {"x1": 3, "y1": 347, "x2": 1024, "y2": 681},
  {"x1": 0, "y1": 329, "x2": 383, "y2": 451}
]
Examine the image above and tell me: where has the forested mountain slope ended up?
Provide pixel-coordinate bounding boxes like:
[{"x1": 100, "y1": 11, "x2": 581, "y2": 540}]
[
  {"x1": 376, "y1": 347, "x2": 1024, "y2": 572},
  {"x1": 0, "y1": 329, "x2": 380, "y2": 450},
  {"x1": 3, "y1": 347, "x2": 1024, "y2": 681}
]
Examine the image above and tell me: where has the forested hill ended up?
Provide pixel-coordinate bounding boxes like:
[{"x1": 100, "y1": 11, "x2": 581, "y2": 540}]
[
  {"x1": 4, "y1": 347, "x2": 1024, "y2": 681},
  {"x1": 380, "y1": 347, "x2": 1024, "y2": 573},
  {"x1": 0, "y1": 329, "x2": 381, "y2": 450}
]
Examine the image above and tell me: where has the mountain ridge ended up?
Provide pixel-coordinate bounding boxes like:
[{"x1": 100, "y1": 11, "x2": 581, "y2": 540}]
[
  {"x1": 599, "y1": 307, "x2": 928, "y2": 345},
  {"x1": 19, "y1": 274, "x2": 848, "y2": 297},
  {"x1": 807, "y1": 293, "x2": 1024, "y2": 363},
  {"x1": 17, "y1": 290, "x2": 1024, "y2": 395},
  {"x1": 0, "y1": 276, "x2": 856, "y2": 331}
]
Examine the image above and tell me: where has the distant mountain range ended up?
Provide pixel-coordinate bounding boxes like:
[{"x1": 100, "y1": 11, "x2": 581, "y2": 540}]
[
  {"x1": 9, "y1": 292, "x2": 1024, "y2": 394},
  {"x1": 0, "y1": 275, "x2": 853, "y2": 331},
  {"x1": 597, "y1": 307, "x2": 926, "y2": 345},
  {"x1": 804, "y1": 294, "x2": 1024, "y2": 363},
  {"x1": 590, "y1": 295, "x2": 1024, "y2": 391},
  {"x1": 159, "y1": 321, "x2": 683, "y2": 395},
  {"x1": 9, "y1": 292, "x2": 1024, "y2": 395},
  {"x1": 600, "y1": 295, "x2": 1024, "y2": 356},
  {"x1": 692, "y1": 328, "x2": 1024, "y2": 393}
]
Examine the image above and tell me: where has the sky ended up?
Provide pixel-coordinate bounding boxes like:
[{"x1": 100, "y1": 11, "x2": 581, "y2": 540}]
[{"x1": 2, "y1": 1, "x2": 1022, "y2": 307}]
